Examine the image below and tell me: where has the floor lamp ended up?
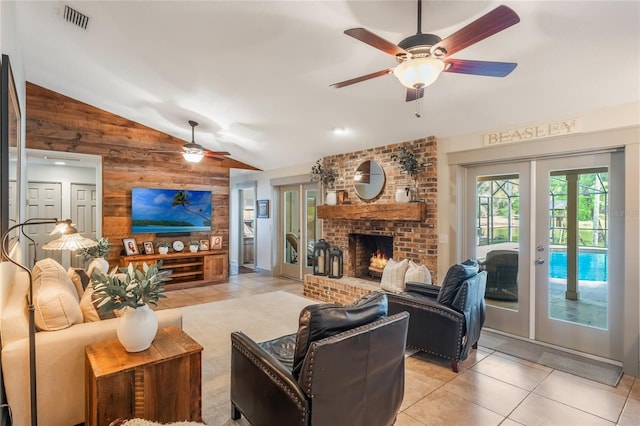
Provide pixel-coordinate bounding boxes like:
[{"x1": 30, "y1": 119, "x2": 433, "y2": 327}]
[{"x1": 1, "y1": 218, "x2": 97, "y2": 426}]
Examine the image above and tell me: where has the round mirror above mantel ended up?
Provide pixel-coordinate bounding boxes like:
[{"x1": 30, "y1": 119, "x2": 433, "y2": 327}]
[{"x1": 354, "y1": 160, "x2": 385, "y2": 200}]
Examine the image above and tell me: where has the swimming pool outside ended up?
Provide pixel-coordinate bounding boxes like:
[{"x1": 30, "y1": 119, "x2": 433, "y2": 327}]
[{"x1": 549, "y1": 249, "x2": 608, "y2": 282}]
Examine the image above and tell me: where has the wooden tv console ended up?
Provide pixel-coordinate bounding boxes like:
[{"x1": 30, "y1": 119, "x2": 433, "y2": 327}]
[{"x1": 120, "y1": 250, "x2": 228, "y2": 290}]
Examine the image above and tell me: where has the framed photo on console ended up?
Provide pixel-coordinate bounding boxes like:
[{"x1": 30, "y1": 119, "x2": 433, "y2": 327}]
[
  {"x1": 211, "y1": 235, "x2": 223, "y2": 250},
  {"x1": 123, "y1": 237, "x2": 139, "y2": 255},
  {"x1": 143, "y1": 241, "x2": 154, "y2": 255},
  {"x1": 199, "y1": 239, "x2": 209, "y2": 251}
]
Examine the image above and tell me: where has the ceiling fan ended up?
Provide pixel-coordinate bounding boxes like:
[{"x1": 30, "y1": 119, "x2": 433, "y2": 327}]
[
  {"x1": 331, "y1": 2, "x2": 520, "y2": 102},
  {"x1": 154, "y1": 120, "x2": 230, "y2": 163}
]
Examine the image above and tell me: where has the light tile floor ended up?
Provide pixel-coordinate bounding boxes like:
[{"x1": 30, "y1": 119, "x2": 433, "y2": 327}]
[{"x1": 159, "y1": 272, "x2": 639, "y2": 426}]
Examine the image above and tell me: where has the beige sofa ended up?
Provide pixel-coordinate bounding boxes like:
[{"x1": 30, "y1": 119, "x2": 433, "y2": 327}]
[{"x1": 0, "y1": 261, "x2": 183, "y2": 426}]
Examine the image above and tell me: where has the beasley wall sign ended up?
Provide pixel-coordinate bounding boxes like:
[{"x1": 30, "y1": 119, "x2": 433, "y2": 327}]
[{"x1": 484, "y1": 119, "x2": 582, "y2": 146}]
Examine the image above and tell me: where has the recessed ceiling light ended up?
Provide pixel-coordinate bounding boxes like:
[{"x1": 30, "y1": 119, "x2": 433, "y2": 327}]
[
  {"x1": 54, "y1": 161, "x2": 66, "y2": 166},
  {"x1": 332, "y1": 127, "x2": 348, "y2": 135}
]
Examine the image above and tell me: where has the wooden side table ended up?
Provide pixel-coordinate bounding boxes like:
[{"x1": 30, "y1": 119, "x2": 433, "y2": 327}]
[{"x1": 85, "y1": 326, "x2": 203, "y2": 425}]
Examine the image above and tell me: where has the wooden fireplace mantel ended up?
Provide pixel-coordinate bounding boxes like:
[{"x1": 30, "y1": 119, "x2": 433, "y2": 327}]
[{"x1": 317, "y1": 202, "x2": 427, "y2": 221}]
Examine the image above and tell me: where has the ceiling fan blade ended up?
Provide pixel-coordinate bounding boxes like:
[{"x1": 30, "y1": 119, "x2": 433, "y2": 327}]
[
  {"x1": 331, "y1": 68, "x2": 394, "y2": 89},
  {"x1": 405, "y1": 87, "x2": 424, "y2": 102},
  {"x1": 431, "y1": 5, "x2": 520, "y2": 57},
  {"x1": 344, "y1": 28, "x2": 408, "y2": 57},
  {"x1": 204, "y1": 150, "x2": 231, "y2": 157},
  {"x1": 444, "y1": 58, "x2": 517, "y2": 77}
]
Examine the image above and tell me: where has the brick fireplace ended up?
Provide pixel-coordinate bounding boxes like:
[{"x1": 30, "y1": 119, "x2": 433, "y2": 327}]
[
  {"x1": 304, "y1": 136, "x2": 438, "y2": 304},
  {"x1": 318, "y1": 136, "x2": 438, "y2": 281}
]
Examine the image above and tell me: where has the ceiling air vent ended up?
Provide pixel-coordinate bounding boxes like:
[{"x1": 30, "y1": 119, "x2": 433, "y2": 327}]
[{"x1": 63, "y1": 5, "x2": 89, "y2": 29}]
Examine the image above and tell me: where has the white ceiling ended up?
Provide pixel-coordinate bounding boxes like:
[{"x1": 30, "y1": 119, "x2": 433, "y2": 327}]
[{"x1": 15, "y1": 1, "x2": 640, "y2": 172}]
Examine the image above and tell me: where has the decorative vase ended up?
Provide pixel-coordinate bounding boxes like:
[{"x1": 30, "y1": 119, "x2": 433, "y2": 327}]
[
  {"x1": 326, "y1": 190, "x2": 337, "y2": 205},
  {"x1": 158, "y1": 246, "x2": 169, "y2": 255},
  {"x1": 116, "y1": 304, "x2": 158, "y2": 352},
  {"x1": 189, "y1": 245, "x2": 199, "y2": 253},
  {"x1": 86, "y1": 257, "x2": 110, "y2": 278},
  {"x1": 395, "y1": 188, "x2": 411, "y2": 203}
]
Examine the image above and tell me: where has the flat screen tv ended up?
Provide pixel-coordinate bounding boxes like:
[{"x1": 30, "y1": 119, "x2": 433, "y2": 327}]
[{"x1": 131, "y1": 188, "x2": 212, "y2": 234}]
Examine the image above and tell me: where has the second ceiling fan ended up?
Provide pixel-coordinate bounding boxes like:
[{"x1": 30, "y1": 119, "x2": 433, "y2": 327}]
[{"x1": 331, "y1": 2, "x2": 520, "y2": 102}]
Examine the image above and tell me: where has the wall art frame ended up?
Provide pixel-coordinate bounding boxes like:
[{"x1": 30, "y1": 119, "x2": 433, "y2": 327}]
[{"x1": 257, "y1": 199, "x2": 270, "y2": 218}]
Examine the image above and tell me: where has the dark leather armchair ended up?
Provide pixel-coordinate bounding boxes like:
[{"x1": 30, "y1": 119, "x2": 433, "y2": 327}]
[
  {"x1": 230, "y1": 292, "x2": 409, "y2": 426},
  {"x1": 387, "y1": 260, "x2": 487, "y2": 373}
]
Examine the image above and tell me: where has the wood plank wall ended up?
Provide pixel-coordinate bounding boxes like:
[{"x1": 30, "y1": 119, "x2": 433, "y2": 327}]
[{"x1": 25, "y1": 82, "x2": 257, "y2": 265}]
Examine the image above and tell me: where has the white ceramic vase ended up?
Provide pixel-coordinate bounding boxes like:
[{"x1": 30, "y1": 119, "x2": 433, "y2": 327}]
[
  {"x1": 189, "y1": 245, "x2": 199, "y2": 253},
  {"x1": 326, "y1": 190, "x2": 337, "y2": 205},
  {"x1": 158, "y1": 246, "x2": 169, "y2": 255},
  {"x1": 395, "y1": 188, "x2": 411, "y2": 203},
  {"x1": 86, "y1": 257, "x2": 110, "y2": 278},
  {"x1": 116, "y1": 304, "x2": 158, "y2": 352}
]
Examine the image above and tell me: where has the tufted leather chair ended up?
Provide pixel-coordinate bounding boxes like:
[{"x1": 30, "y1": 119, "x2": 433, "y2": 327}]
[
  {"x1": 230, "y1": 292, "x2": 409, "y2": 426},
  {"x1": 386, "y1": 260, "x2": 487, "y2": 373}
]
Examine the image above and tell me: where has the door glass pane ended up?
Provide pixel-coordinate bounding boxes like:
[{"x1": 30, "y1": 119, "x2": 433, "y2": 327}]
[
  {"x1": 305, "y1": 189, "x2": 319, "y2": 268},
  {"x1": 476, "y1": 175, "x2": 520, "y2": 310},
  {"x1": 548, "y1": 169, "x2": 608, "y2": 329},
  {"x1": 283, "y1": 190, "x2": 299, "y2": 265}
]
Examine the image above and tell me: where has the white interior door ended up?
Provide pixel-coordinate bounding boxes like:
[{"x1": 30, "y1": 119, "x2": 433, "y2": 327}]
[
  {"x1": 26, "y1": 181, "x2": 62, "y2": 266},
  {"x1": 70, "y1": 183, "x2": 97, "y2": 267}
]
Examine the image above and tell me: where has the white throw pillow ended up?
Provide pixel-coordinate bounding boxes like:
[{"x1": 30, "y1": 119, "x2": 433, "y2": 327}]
[
  {"x1": 32, "y1": 258, "x2": 83, "y2": 331},
  {"x1": 380, "y1": 259, "x2": 409, "y2": 293},
  {"x1": 405, "y1": 261, "x2": 432, "y2": 285}
]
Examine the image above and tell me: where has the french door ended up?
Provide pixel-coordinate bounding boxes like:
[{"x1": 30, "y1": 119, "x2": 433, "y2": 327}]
[
  {"x1": 465, "y1": 153, "x2": 623, "y2": 360},
  {"x1": 279, "y1": 183, "x2": 320, "y2": 280}
]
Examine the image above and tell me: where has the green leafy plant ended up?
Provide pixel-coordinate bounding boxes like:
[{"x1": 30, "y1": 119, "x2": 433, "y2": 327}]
[
  {"x1": 91, "y1": 261, "x2": 169, "y2": 311},
  {"x1": 156, "y1": 241, "x2": 171, "y2": 248},
  {"x1": 310, "y1": 159, "x2": 337, "y2": 189},
  {"x1": 188, "y1": 240, "x2": 200, "y2": 246},
  {"x1": 77, "y1": 237, "x2": 110, "y2": 263},
  {"x1": 391, "y1": 146, "x2": 424, "y2": 179}
]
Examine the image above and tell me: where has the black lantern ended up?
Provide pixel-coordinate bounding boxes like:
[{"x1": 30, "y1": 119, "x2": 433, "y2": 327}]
[
  {"x1": 328, "y1": 246, "x2": 343, "y2": 279},
  {"x1": 312, "y1": 239, "x2": 330, "y2": 276}
]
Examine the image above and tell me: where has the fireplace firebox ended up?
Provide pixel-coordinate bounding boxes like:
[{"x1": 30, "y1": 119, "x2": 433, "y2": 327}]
[{"x1": 348, "y1": 234, "x2": 393, "y2": 280}]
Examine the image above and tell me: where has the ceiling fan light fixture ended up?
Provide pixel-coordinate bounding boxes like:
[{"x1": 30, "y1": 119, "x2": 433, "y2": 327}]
[
  {"x1": 183, "y1": 151, "x2": 204, "y2": 163},
  {"x1": 394, "y1": 57, "x2": 445, "y2": 89}
]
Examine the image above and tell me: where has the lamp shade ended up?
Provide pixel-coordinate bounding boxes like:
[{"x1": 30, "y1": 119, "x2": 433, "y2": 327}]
[
  {"x1": 42, "y1": 220, "x2": 98, "y2": 251},
  {"x1": 183, "y1": 151, "x2": 204, "y2": 163},
  {"x1": 393, "y1": 57, "x2": 445, "y2": 89},
  {"x1": 42, "y1": 233, "x2": 98, "y2": 251}
]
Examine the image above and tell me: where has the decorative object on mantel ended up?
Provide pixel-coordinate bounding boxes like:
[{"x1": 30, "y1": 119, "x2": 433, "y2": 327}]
[
  {"x1": 325, "y1": 190, "x2": 338, "y2": 205},
  {"x1": 354, "y1": 160, "x2": 386, "y2": 201},
  {"x1": 156, "y1": 241, "x2": 170, "y2": 254},
  {"x1": 91, "y1": 262, "x2": 169, "y2": 352},
  {"x1": 310, "y1": 159, "x2": 338, "y2": 205},
  {"x1": 391, "y1": 146, "x2": 426, "y2": 202},
  {"x1": 395, "y1": 187, "x2": 412, "y2": 203},
  {"x1": 312, "y1": 239, "x2": 331, "y2": 276},
  {"x1": 329, "y1": 246, "x2": 344, "y2": 279}
]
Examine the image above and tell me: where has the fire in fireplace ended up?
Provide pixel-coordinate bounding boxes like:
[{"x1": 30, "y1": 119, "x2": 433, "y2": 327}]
[{"x1": 348, "y1": 234, "x2": 393, "y2": 280}]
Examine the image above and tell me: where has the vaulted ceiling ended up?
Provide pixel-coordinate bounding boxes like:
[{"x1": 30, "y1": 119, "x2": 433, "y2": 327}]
[{"x1": 14, "y1": 1, "x2": 640, "y2": 171}]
